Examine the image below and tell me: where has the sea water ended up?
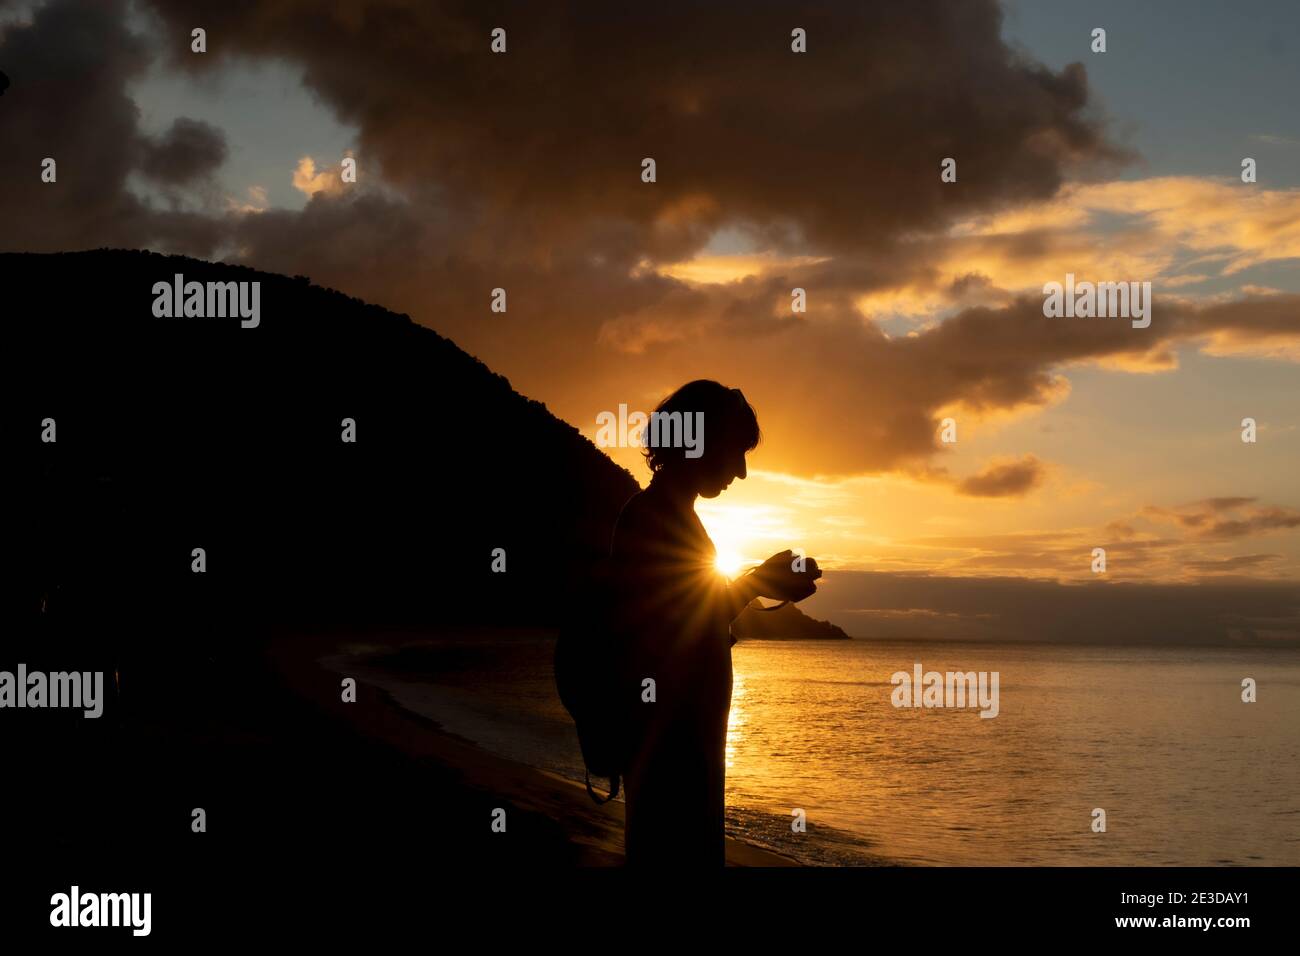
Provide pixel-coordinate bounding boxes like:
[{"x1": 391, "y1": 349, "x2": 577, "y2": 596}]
[{"x1": 338, "y1": 635, "x2": 1300, "y2": 866}]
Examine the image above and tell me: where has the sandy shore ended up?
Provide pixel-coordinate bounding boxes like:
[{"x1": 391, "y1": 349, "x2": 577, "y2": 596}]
[{"x1": 268, "y1": 629, "x2": 798, "y2": 867}]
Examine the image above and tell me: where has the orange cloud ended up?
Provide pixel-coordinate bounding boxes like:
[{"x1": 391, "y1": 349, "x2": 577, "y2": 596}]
[{"x1": 292, "y1": 156, "x2": 347, "y2": 198}]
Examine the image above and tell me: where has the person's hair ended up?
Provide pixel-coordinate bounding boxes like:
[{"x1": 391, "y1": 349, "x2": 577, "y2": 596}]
[{"x1": 642, "y1": 380, "x2": 760, "y2": 474}]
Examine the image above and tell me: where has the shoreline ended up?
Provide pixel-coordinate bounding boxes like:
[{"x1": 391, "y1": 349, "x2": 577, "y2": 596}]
[{"x1": 268, "y1": 629, "x2": 800, "y2": 867}]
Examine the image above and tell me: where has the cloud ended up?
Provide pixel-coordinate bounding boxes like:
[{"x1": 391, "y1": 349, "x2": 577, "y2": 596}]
[
  {"x1": 906, "y1": 455, "x2": 1049, "y2": 500},
  {"x1": 1186, "y1": 554, "x2": 1283, "y2": 572},
  {"x1": 802, "y1": 571, "x2": 1300, "y2": 645},
  {"x1": 0, "y1": 0, "x2": 224, "y2": 254},
  {"x1": 291, "y1": 155, "x2": 347, "y2": 198},
  {"x1": 954, "y1": 455, "x2": 1046, "y2": 498},
  {"x1": 143, "y1": 0, "x2": 1126, "y2": 262},
  {"x1": 898, "y1": 527, "x2": 1186, "y2": 579},
  {"x1": 1068, "y1": 178, "x2": 1300, "y2": 276},
  {"x1": 1141, "y1": 499, "x2": 1300, "y2": 541},
  {"x1": 936, "y1": 177, "x2": 1300, "y2": 296},
  {"x1": 225, "y1": 184, "x2": 268, "y2": 214},
  {"x1": 139, "y1": 116, "x2": 227, "y2": 184},
  {"x1": 885, "y1": 492, "x2": 1300, "y2": 581}
]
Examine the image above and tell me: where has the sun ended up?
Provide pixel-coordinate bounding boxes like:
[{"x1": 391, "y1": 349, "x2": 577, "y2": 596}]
[
  {"x1": 697, "y1": 500, "x2": 799, "y2": 581},
  {"x1": 698, "y1": 503, "x2": 763, "y2": 578},
  {"x1": 713, "y1": 548, "x2": 747, "y2": 578}
]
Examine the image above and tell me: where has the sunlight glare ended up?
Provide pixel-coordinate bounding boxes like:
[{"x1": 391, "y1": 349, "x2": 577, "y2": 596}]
[{"x1": 714, "y1": 548, "x2": 746, "y2": 578}]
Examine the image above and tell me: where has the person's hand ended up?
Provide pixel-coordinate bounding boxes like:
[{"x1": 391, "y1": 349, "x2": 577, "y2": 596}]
[{"x1": 752, "y1": 550, "x2": 821, "y2": 603}]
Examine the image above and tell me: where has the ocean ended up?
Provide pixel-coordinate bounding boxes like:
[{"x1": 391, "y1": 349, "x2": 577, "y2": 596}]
[{"x1": 328, "y1": 633, "x2": 1300, "y2": 866}]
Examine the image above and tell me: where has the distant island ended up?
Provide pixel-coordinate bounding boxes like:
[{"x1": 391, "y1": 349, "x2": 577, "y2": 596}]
[{"x1": 733, "y1": 599, "x2": 850, "y2": 640}]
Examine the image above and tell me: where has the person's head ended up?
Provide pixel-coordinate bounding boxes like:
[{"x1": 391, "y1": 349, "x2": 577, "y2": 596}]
[{"x1": 643, "y1": 380, "x2": 760, "y2": 498}]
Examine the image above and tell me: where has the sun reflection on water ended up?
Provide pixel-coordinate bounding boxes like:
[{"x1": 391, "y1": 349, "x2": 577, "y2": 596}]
[{"x1": 725, "y1": 666, "x2": 746, "y2": 771}]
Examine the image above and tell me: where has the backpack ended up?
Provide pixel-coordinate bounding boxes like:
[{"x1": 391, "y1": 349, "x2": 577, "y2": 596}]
[{"x1": 554, "y1": 559, "x2": 638, "y2": 804}]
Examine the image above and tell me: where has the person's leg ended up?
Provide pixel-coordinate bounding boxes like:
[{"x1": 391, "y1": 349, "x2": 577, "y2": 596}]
[
  {"x1": 624, "y1": 725, "x2": 713, "y2": 867},
  {"x1": 624, "y1": 761, "x2": 684, "y2": 867}
]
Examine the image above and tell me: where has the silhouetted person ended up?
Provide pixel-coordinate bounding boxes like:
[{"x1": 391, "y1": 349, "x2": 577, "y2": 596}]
[
  {"x1": 0, "y1": 70, "x2": 9, "y2": 96},
  {"x1": 610, "y1": 380, "x2": 819, "y2": 866}
]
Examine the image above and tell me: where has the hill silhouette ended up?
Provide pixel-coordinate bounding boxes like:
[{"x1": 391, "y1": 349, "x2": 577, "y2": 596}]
[
  {"x1": 734, "y1": 600, "x2": 850, "y2": 640},
  {"x1": 10, "y1": 249, "x2": 640, "y2": 668},
  {"x1": 7, "y1": 248, "x2": 648, "y2": 871}
]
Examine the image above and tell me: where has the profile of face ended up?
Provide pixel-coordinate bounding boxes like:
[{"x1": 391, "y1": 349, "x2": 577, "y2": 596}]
[
  {"x1": 689, "y1": 441, "x2": 748, "y2": 499},
  {"x1": 646, "y1": 380, "x2": 759, "y2": 499}
]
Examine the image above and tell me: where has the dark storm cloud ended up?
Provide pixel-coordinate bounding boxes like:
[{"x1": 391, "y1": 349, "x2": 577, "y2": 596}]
[
  {"x1": 0, "y1": 0, "x2": 223, "y2": 254},
  {"x1": 140, "y1": 117, "x2": 228, "y2": 184},
  {"x1": 144, "y1": 0, "x2": 1126, "y2": 262}
]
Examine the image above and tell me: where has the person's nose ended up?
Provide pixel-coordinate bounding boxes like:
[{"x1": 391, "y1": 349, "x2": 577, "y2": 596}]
[{"x1": 736, "y1": 458, "x2": 747, "y2": 481}]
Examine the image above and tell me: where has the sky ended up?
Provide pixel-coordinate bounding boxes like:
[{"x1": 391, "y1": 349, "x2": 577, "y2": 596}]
[{"x1": 3, "y1": 0, "x2": 1297, "y2": 642}]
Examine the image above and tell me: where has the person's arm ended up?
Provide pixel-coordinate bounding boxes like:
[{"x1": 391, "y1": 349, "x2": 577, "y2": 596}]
[{"x1": 724, "y1": 570, "x2": 764, "y2": 623}]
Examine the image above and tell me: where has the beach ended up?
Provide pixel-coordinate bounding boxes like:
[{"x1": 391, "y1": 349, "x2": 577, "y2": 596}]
[
  {"x1": 267, "y1": 629, "x2": 798, "y2": 867},
  {"x1": 300, "y1": 629, "x2": 1300, "y2": 866},
  {"x1": 18, "y1": 620, "x2": 1293, "y2": 871}
]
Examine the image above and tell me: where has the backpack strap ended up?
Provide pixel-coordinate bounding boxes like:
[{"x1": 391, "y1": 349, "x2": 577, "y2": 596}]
[{"x1": 585, "y1": 770, "x2": 620, "y2": 804}]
